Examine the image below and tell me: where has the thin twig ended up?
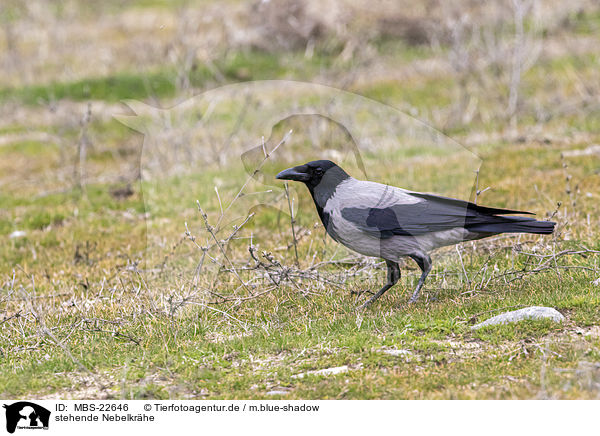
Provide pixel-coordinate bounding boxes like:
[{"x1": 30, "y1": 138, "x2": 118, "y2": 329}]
[
  {"x1": 197, "y1": 202, "x2": 255, "y2": 296},
  {"x1": 284, "y1": 182, "x2": 300, "y2": 266}
]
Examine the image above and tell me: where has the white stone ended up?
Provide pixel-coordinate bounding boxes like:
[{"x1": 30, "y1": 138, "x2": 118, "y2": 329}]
[
  {"x1": 471, "y1": 306, "x2": 565, "y2": 330},
  {"x1": 291, "y1": 365, "x2": 349, "y2": 379},
  {"x1": 382, "y1": 349, "x2": 413, "y2": 357},
  {"x1": 9, "y1": 230, "x2": 26, "y2": 239},
  {"x1": 266, "y1": 390, "x2": 290, "y2": 396}
]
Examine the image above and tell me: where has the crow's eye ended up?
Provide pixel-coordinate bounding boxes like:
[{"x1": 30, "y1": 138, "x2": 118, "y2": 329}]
[{"x1": 315, "y1": 168, "x2": 323, "y2": 176}]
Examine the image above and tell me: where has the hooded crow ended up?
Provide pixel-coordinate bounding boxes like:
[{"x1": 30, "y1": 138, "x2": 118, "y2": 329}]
[{"x1": 276, "y1": 160, "x2": 555, "y2": 308}]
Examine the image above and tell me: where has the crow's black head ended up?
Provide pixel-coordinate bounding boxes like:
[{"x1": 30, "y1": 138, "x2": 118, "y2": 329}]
[{"x1": 276, "y1": 160, "x2": 342, "y2": 189}]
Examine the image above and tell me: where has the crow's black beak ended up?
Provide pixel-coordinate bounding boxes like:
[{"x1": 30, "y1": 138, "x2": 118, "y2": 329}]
[{"x1": 276, "y1": 166, "x2": 310, "y2": 182}]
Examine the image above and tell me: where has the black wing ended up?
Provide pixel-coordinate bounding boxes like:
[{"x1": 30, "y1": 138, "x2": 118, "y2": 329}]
[{"x1": 341, "y1": 191, "x2": 538, "y2": 238}]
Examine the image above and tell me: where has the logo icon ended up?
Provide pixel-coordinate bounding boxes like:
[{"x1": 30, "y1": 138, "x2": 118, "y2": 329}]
[{"x1": 3, "y1": 402, "x2": 50, "y2": 434}]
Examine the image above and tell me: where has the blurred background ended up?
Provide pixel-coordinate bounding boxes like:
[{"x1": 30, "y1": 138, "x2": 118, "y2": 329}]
[
  {"x1": 1, "y1": 0, "x2": 598, "y2": 195},
  {"x1": 1, "y1": 0, "x2": 599, "y2": 195}
]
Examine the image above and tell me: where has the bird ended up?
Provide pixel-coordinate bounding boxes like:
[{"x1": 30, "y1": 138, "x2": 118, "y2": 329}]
[{"x1": 276, "y1": 160, "x2": 555, "y2": 308}]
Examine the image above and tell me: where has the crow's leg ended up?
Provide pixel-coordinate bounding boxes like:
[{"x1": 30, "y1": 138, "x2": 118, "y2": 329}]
[
  {"x1": 360, "y1": 260, "x2": 400, "y2": 309},
  {"x1": 408, "y1": 253, "x2": 432, "y2": 304}
]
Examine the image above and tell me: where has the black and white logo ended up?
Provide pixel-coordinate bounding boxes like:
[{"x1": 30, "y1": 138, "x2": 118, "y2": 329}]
[{"x1": 3, "y1": 402, "x2": 50, "y2": 434}]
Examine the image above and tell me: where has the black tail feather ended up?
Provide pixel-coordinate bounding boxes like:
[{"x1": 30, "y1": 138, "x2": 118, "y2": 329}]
[{"x1": 469, "y1": 217, "x2": 555, "y2": 235}]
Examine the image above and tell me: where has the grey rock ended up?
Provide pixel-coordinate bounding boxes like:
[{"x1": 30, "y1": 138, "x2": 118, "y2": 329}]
[
  {"x1": 291, "y1": 365, "x2": 349, "y2": 379},
  {"x1": 266, "y1": 389, "x2": 290, "y2": 396},
  {"x1": 471, "y1": 306, "x2": 565, "y2": 330},
  {"x1": 382, "y1": 349, "x2": 413, "y2": 357},
  {"x1": 291, "y1": 364, "x2": 366, "y2": 379}
]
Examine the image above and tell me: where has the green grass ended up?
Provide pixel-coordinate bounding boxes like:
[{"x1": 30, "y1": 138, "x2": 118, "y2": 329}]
[
  {"x1": 1, "y1": 270, "x2": 598, "y2": 399},
  {"x1": 0, "y1": 70, "x2": 176, "y2": 104},
  {"x1": 0, "y1": 50, "x2": 335, "y2": 105},
  {"x1": 1, "y1": 6, "x2": 600, "y2": 399},
  {"x1": 0, "y1": 140, "x2": 58, "y2": 157},
  {"x1": 2, "y1": 133, "x2": 599, "y2": 399},
  {"x1": 358, "y1": 77, "x2": 455, "y2": 111},
  {"x1": 565, "y1": 9, "x2": 600, "y2": 35}
]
